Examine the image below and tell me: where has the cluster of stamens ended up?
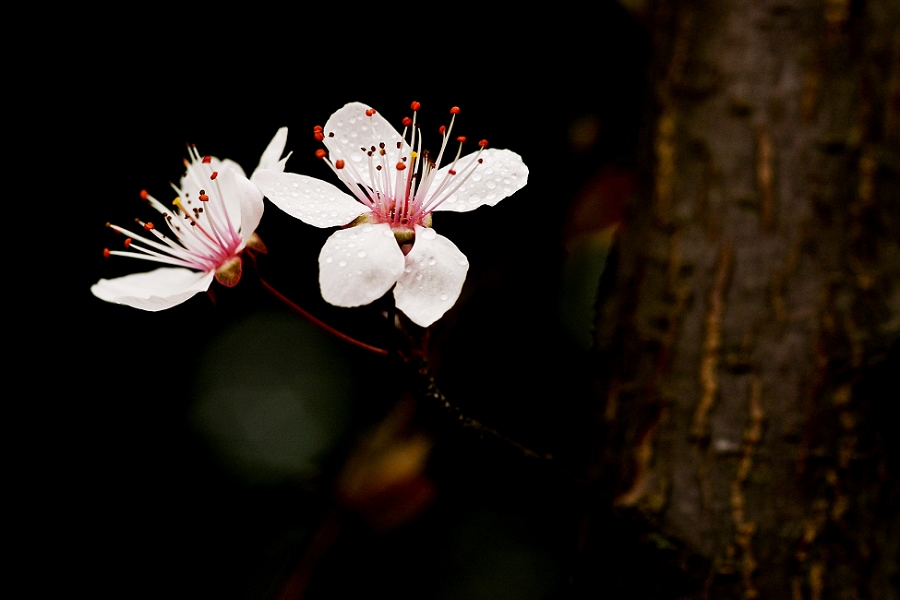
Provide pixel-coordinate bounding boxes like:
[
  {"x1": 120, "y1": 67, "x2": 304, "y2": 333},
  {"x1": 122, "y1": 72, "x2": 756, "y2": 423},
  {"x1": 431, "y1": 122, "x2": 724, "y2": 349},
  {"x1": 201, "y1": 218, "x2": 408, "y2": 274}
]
[
  {"x1": 314, "y1": 101, "x2": 488, "y2": 231},
  {"x1": 102, "y1": 146, "x2": 244, "y2": 272}
]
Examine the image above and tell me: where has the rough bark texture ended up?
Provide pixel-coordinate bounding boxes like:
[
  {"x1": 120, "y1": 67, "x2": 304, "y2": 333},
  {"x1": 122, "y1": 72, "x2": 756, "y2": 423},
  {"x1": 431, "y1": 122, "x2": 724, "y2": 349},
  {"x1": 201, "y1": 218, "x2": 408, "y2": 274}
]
[{"x1": 587, "y1": 0, "x2": 900, "y2": 598}]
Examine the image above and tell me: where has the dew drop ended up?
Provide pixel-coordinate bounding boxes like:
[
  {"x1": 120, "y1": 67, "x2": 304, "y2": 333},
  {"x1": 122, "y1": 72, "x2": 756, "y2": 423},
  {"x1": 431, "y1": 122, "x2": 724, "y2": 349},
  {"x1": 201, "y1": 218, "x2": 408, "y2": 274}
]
[
  {"x1": 440, "y1": 293, "x2": 449, "y2": 301},
  {"x1": 404, "y1": 266, "x2": 412, "y2": 273},
  {"x1": 420, "y1": 228, "x2": 437, "y2": 240},
  {"x1": 324, "y1": 256, "x2": 333, "y2": 263},
  {"x1": 486, "y1": 181, "x2": 496, "y2": 190},
  {"x1": 338, "y1": 260, "x2": 347, "y2": 267},
  {"x1": 467, "y1": 194, "x2": 482, "y2": 204},
  {"x1": 428, "y1": 258, "x2": 437, "y2": 265},
  {"x1": 357, "y1": 250, "x2": 367, "y2": 258},
  {"x1": 472, "y1": 173, "x2": 483, "y2": 182}
]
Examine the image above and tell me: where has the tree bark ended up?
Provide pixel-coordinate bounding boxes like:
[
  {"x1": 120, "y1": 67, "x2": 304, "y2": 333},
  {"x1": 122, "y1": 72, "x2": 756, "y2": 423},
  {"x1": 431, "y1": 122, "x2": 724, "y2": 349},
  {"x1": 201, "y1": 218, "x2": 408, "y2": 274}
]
[{"x1": 584, "y1": 0, "x2": 900, "y2": 597}]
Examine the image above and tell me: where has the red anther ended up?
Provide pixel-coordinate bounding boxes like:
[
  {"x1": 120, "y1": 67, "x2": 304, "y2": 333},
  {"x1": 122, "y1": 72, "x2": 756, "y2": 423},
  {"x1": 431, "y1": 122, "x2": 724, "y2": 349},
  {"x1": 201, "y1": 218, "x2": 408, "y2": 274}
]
[
  {"x1": 449, "y1": 169, "x2": 457, "y2": 175},
  {"x1": 140, "y1": 189, "x2": 149, "y2": 200},
  {"x1": 335, "y1": 159, "x2": 345, "y2": 169},
  {"x1": 365, "y1": 108, "x2": 376, "y2": 117},
  {"x1": 202, "y1": 156, "x2": 212, "y2": 164},
  {"x1": 439, "y1": 125, "x2": 447, "y2": 135},
  {"x1": 410, "y1": 101, "x2": 421, "y2": 111},
  {"x1": 315, "y1": 149, "x2": 327, "y2": 159},
  {"x1": 450, "y1": 106, "x2": 460, "y2": 114},
  {"x1": 199, "y1": 194, "x2": 210, "y2": 201},
  {"x1": 124, "y1": 238, "x2": 132, "y2": 248},
  {"x1": 479, "y1": 139, "x2": 488, "y2": 148},
  {"x1": 210, "y1": 171, "x2": 218, "y2": 180},
  {"x1": 456, "y1": 136, "x2": 467, "y2": 143},
  {"x1": 402, "y1": 117, "x2": 412, "y2": 127},
  {"x1": 143, "y1": 222, "x2": 154, "y2": 231},
  {"x1": 396, "y1": 162, "x2": 407, "y2": 170},
  {"x1": 477, "y1": 158, "x2": 483, "y2": 164},
  {"x1": 103, "y1": 248, "x2": 111, "y2": 258},
  {"x1": 314, "y1": 131, "x2": 325, "y2": 141},
  {"x1": 313, "y1": 125, "x2": 323, "y2": 132}
]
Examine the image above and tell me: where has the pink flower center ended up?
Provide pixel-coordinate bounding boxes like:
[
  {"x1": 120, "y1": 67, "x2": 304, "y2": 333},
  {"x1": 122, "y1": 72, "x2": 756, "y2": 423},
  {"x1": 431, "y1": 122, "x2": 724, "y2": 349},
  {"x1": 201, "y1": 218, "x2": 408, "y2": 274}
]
[
  {"x1": 102, "y1": 147, "x2": 245, "y2": 272},
  {"x1": 315, "y1": 102, "x2": 488, "y2": 233}
]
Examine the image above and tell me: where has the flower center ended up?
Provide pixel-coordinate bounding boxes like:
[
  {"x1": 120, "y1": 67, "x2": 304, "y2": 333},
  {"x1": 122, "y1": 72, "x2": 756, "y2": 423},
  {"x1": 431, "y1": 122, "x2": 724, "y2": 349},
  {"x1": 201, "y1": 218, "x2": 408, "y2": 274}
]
[
  {"x1": 101, "y1": 146, "x2": 244, "y2": 273},
  {"x1": 315, "y1": 101, "x2": 488, "y2": 233}
]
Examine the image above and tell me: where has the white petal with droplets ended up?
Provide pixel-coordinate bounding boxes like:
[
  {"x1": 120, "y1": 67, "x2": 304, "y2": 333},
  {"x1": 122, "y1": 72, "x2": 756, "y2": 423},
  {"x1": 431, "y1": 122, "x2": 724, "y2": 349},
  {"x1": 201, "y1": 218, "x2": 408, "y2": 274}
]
[
  {"x1": 254, "y1": 170, "x2": 367, "y2": 228},
  {"x1": 91, "y1": 268, "x2": 215, "y2": 311},
  {"x1": 322, "y1": 102, "x2": 409, "y2": 182},
  {"x1": 318, "y1": 223, "x2": 405, "y2": 307},
  {"x1": 393, "y1": 226, "x2": 469, "y2": 327},
  {"x1": 430, "y1": 148, "x2": 529, "y2": 213}
]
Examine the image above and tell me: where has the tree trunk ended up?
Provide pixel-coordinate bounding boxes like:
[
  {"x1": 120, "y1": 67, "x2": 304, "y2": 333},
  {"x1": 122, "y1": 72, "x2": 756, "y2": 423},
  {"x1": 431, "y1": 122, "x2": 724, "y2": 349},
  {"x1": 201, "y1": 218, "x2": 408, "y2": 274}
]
[{"x1": 584, "y1": 0, "x2": 900, "y2": 597}]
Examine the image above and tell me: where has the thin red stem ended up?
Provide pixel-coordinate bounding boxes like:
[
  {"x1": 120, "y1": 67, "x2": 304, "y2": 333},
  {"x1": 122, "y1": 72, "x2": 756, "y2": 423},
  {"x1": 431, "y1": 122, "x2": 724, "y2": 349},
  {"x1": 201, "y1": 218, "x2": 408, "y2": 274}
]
[{"x1": 257, "y1": 274, "x2": 389, "y2": 356}]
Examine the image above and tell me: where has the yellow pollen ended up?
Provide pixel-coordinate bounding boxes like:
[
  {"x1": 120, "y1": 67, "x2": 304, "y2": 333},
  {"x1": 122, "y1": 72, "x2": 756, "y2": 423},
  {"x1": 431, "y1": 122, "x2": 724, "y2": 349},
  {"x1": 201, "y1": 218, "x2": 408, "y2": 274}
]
[{"x1": 410, "y1": 151, "x2": 418, "y2": 158}]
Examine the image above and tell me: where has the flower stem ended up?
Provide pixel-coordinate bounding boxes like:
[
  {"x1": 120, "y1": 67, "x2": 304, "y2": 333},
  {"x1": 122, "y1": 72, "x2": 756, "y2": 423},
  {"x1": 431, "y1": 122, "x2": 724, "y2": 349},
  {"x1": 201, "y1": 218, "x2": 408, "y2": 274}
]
[{"x1": 256, "y1": 274, "x2": 389, "y2": 356}]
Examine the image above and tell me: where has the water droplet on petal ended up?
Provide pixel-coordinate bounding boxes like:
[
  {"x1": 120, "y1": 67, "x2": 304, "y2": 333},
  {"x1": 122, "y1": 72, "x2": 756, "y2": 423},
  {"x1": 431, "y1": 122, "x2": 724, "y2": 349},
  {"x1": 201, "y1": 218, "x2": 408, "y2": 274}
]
[
  {"x1": 420, "y1": 228, "x2": 437, "y2": 240},
  {"x1": 357, "y1": 250, "x2": 366, "y2": 258},
  {"x1": 440, "y1": 293, "x2": 448, "y2": 301},
  {"x1": 404, "y1": 266, "x2": 412, "y2": 273},
  {"x1": 428, "y1": 258, "x2": 437, "y2": 265},
  {"x1": 338, "y1": 260, "x2": 347, "y2": 267},
  {"x1": 324, "y1": 256, "x2": 333, "y2": 263}
]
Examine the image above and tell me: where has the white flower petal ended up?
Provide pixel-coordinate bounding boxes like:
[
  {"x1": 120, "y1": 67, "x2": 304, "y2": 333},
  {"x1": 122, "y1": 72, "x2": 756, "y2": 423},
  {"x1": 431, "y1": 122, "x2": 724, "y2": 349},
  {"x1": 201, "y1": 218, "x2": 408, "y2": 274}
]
[
  {"x1": 322, "y1": 102, "x2": 409, "y2": 181},
  {"x1": 393, "y1": 226, "x2": 469, "y2": 327},
  {"x1": 254, "y1": 170, "x2": 367, "y2": 228},
  {"x1": 216, "y1": 168, "x2": 265, "y2": 243},
  {"x1": 431, "y1": 148, "x2": 529, "y2": 213},
  {"x1": 319, "y1": 223, "x2": 405, "y2": 307},
  {"x1": 91, "y1": 268, "x2": 215, "y2": 311},
  {"x1": 252, "y1": 127, "x2": 289, "y2": 175}
]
